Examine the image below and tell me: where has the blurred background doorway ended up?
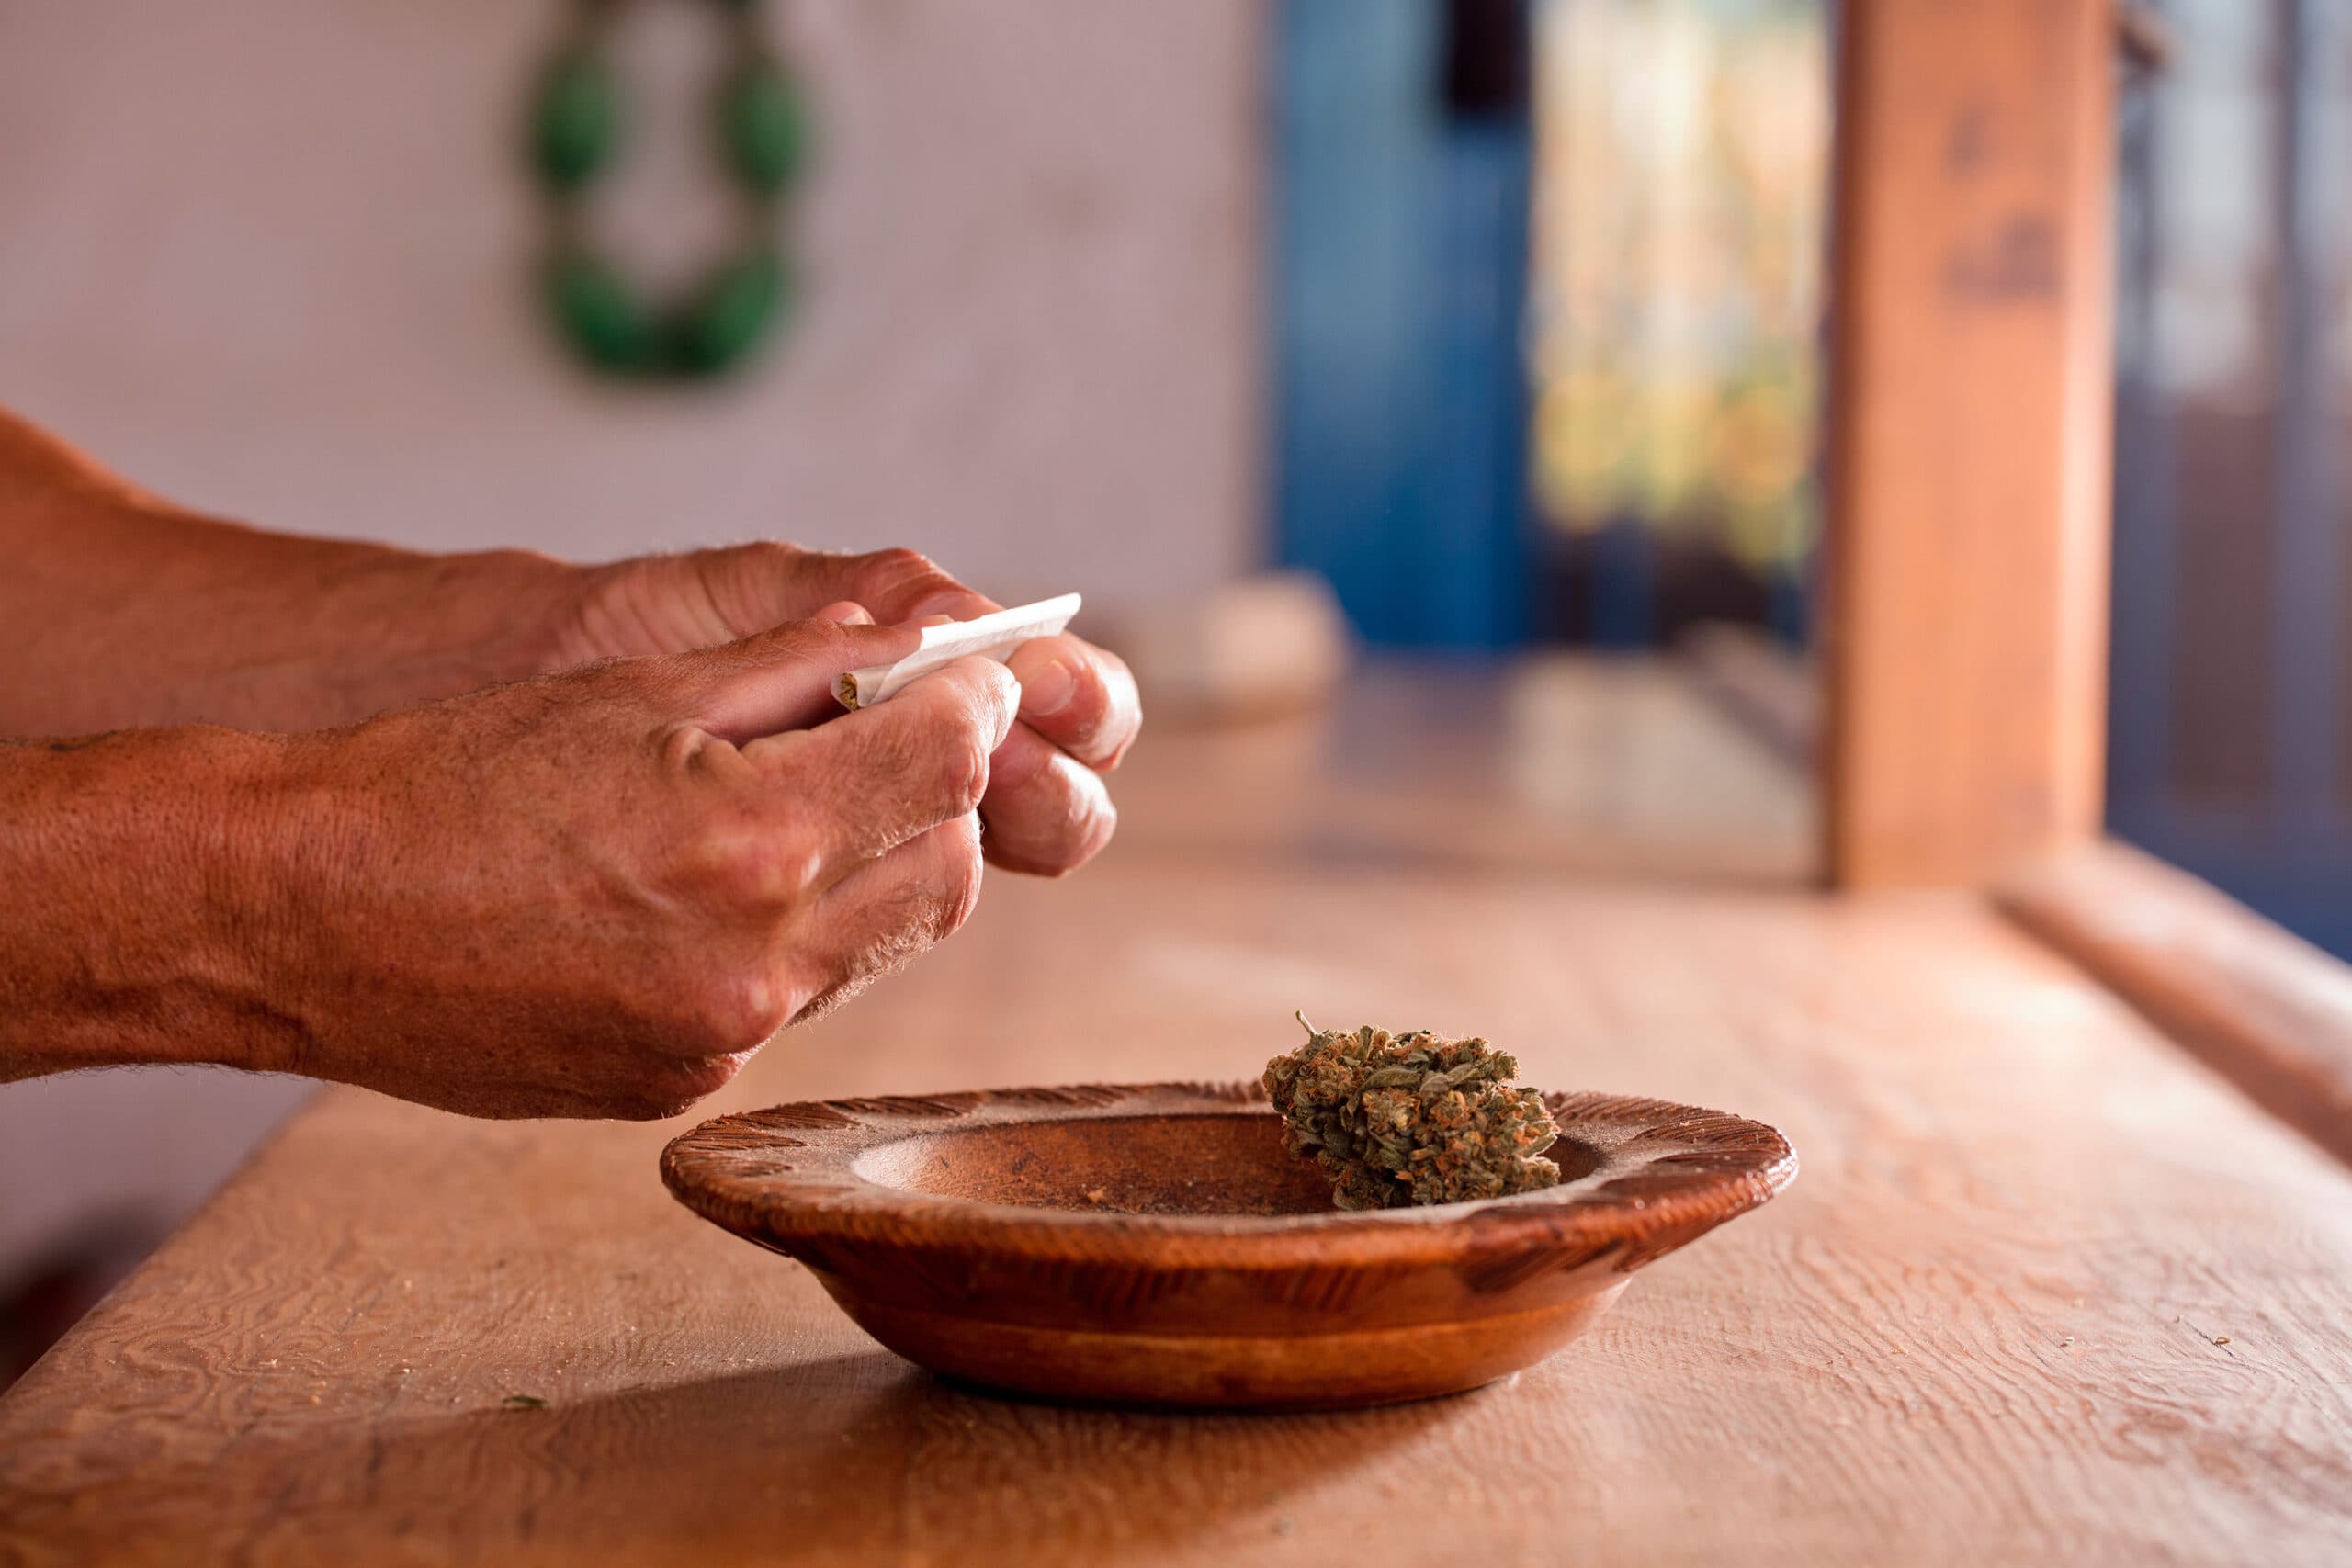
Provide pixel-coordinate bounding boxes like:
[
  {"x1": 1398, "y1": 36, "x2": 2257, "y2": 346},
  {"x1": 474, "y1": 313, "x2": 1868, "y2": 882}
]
[
  {"x1": 1272, "y1": 0, "x2": 1829, "y2": 653},
  {"x1": 2111, "y1": 0, "x2": 2352, "y2": 958},
  {"x1": 1274, "y1": 0, "x2": 2352, "y2": 962}
]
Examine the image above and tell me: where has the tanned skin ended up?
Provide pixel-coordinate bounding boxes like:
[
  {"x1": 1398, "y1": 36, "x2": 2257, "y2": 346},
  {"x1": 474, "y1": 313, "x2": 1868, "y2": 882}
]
[{"x1": 0, "y1": 409, "x2": 1139, "y2": 1117}]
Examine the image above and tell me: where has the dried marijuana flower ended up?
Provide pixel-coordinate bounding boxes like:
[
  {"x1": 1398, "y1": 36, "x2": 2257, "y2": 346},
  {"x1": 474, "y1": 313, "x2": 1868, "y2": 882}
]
[{"x1": 1262, "y1": 1014, "x2": 1562, "y2": 1210}]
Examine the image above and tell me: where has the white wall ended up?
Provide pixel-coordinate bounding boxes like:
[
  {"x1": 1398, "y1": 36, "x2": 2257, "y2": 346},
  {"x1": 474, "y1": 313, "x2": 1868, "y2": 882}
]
[
  {"x1": 0, "y1": 0, "x2": 1263, "y2": 597},
  {"x1": 0, "y1": 0, "x2": 1263, "y2": 1300}
]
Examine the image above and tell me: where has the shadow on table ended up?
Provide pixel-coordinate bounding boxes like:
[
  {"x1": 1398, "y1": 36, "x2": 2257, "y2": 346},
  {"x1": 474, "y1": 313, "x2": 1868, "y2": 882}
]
[{"x1": 5, "y1": 1349, "x2": 1471, "y2": 1561}]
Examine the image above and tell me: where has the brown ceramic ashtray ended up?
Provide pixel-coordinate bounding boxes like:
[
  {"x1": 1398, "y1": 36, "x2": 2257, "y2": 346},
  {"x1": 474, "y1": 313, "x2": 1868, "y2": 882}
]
[{"x1": 660, "y1": 1082, "x2": 1794, "y2": 1410}]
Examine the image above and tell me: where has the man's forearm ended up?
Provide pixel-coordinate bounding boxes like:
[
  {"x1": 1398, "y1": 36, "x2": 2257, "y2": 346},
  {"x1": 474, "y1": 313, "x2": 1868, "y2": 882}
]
[
  {"x1": 0, "y1": 409, "x2": 571, "y2": 735},
  {"x1": 0, "y1": 728, "x2": 314, "y2": 1082}
]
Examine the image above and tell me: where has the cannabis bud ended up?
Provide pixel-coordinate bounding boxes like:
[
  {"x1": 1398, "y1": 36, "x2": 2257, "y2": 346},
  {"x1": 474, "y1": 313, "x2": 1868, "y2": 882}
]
[{"x1": 1262, "y1": 1015, "x2": 1562, "y2": 1211}]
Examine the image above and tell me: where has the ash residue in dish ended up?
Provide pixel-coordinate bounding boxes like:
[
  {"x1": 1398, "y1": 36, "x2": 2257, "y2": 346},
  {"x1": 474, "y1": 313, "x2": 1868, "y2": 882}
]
[{"x1": 1262, "y1": 1015, "x2": 1561, "y2": 1211}]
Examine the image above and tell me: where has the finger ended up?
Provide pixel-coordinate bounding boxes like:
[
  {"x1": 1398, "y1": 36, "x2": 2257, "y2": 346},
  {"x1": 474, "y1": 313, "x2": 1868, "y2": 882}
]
[
  {"x1": 785, "y1": 813, "x2": 985, "y2": 1026},
  {"x1": 742, "y1": 655, "x2": 1019, "y2": 880},
  {"x1": 636, "y1": 544, "x2": 1000, "y2": 644},
  {"x1": 978, "y1": 727, "x2": 1118, "y2": 876},
  {"x1": 1001, "y1": 634, "x2": 1142, "y2": 772},
  {"x1": 681, "y1": 617, "x2": 919, "y2": 742},
  {"x1": 759, "y1": 547, "x2": 1001, "y2": 625},
  {"x1": 841, "y1": 549, "x2": 999, "y2": 621}
]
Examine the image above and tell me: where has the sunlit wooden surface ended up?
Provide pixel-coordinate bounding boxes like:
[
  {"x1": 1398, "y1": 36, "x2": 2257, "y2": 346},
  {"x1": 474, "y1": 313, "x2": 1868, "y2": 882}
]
[
  {"x1": 6, "y1": 658, "x2": 2351, "y2": 1567},
  {"x1": 2001, "y1": 840, "x2": 2352, "y2": 1168}
]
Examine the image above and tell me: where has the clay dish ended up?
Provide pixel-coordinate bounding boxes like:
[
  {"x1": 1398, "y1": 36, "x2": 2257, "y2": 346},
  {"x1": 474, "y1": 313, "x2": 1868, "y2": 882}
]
[{"x1": 661, "y1": 1082, "x2": 1795, "y2": 1410}]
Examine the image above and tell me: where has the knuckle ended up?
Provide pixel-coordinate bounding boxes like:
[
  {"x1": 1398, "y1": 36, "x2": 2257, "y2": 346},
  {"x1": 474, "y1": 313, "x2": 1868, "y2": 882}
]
[
  {"x1": 857, "y1": 546, "x2": 941, "y2": 589},
  {"x1": 658, "y1": 720, "x2": 725, "y2": 776},
  {"x1": 725, "y1": 829, "x2": 827, "y2": 908},
  {"x1": 733, "y1": 539, "x2": 797, "y2": 570},
  {"x1": 707, "y1": 539, "x2": 800, "y2": 606},
  {"x1": 852, "y1": 547, "x2": 965, "y2": 615},
  {"x1": 861, "y1": 546, "x2": 935, "y2": 574},
  {"x1": 941, "y1": 738, "x2": 988, "y2": 808},
  {"x1": 684, "y1": 794, "x2": 822, "y2": 908},
  {"x1": 692, "y1": 538, "x2": 784, "y2": 591},
  {"x1": 976, "y1": 656, "x2": 1023, "y2": 713},
  {"x1": 765, "y1": 612, "x2": 854, "y2": 655},
  {"x1": 938, "y1": 732, "x2": 992, "y2": 816},
  {"x1": 677, "y1": 970, "x2": 791, "y2": 1057}
]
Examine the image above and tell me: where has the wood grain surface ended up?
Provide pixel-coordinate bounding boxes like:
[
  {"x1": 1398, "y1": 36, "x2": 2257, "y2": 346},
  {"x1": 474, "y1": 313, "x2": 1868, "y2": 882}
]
[
  {"x1": 2000, "y1": 840, "x2": 2352, "y2": 1167},
  {"x1": 1821, "y1": 0, "x2": 2115, "y2": 887},
  {"x1": 6, "y1": 662, "x2": 2352, "y2": 1566},
  {"x1": 1111, "y1": 657, "x2": 1815, "y2": 888}
]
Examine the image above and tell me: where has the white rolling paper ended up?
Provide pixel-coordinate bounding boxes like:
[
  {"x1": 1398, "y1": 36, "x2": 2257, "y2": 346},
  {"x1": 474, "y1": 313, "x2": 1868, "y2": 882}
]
[{"x1": 833, "y1": 592, "x2": 1083, "y2": 710}]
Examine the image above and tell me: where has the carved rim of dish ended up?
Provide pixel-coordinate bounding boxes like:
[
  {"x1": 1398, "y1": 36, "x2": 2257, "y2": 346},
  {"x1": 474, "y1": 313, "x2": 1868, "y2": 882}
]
[{"x1": 661, "y1": 1082, "x2": 1797, "y2": 1271}]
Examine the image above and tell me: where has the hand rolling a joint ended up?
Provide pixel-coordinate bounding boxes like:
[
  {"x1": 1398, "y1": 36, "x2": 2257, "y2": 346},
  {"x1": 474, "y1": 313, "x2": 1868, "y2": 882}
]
[
  {"x1": 241, "y1": 544, "x2": 1142, "y2": 1118},
  {"x1": 542, "y1": 544, "x2": 1143, "y2": 878}
]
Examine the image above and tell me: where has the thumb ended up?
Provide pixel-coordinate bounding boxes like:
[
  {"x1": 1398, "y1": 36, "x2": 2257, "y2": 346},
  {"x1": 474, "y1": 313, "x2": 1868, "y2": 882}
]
[{"x1": 679, "y1": 616, "x2": 920, "y2": 742}]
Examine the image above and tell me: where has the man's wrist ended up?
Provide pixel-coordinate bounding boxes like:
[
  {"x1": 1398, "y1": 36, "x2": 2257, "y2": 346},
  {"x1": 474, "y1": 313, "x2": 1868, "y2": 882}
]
[
  {"x1": 0, "y1": 726, "x2": 314, "y2": 1079},
  {"x1": 295, "y1": 547, "x2": 583, "y2": 717}
]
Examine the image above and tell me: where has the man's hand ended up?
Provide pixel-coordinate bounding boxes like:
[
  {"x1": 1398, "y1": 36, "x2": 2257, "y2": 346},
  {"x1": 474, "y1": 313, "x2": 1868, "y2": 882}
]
[
  {"x1": 0, "y1": 407, "x2": 1138, "y2": 1118},
  {"x1": 1, "y1": 616, "x2": 1013, "y2": 1119},
  {"x1": 540, "y1": 545, "x2": 1142, "y2": 877},
  {"x1": 0, "y1": 412, "x2": 1138, "y2": 882}
]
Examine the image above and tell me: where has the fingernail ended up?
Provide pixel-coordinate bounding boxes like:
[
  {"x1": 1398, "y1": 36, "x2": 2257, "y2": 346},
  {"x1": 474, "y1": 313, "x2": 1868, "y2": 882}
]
[
  {"x1": 1020, "y1": 658, "x2": 1078, "y2": 718},
  {"x1": 816, "y1": 601, "x2": 874, "y2": 625}
]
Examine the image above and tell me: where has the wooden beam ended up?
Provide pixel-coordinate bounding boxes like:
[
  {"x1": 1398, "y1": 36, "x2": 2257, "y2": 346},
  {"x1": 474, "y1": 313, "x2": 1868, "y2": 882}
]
[
  {"x1": 1999, "y1": 841, "x2": 2352, "y2": 1170},
  {"x1": 1821, "y1": 0, "x2": 2117, "y2": 887}
]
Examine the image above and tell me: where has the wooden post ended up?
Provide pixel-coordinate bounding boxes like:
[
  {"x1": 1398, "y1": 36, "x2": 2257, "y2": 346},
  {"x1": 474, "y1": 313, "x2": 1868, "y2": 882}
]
[{"x1": 1821, "y1": 0, "x2": 2117, "y2": 888}]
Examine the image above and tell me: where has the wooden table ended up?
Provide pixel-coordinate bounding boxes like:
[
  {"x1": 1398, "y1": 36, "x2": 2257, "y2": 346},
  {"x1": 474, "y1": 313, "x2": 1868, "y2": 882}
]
[{"x1": 6, "y1": 660, "x2": 2351, "y2": 1566}]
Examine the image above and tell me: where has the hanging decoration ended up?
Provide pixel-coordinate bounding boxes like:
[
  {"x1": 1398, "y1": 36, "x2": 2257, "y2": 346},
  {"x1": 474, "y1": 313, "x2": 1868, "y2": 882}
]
[{"x1": 526, "y1": 0, "x2": 809, "y2": 381}]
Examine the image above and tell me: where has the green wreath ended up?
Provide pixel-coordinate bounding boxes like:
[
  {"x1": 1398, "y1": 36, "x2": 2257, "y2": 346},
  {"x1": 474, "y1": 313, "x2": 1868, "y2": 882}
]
[{"x1": 527, "y1": 0, "x2": 809, "y2": 380}]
